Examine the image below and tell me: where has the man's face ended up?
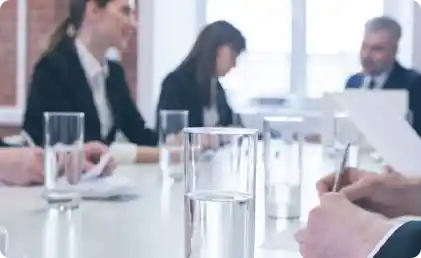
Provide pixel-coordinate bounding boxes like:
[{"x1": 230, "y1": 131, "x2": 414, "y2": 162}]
[{"x1": 360, "y1": 29, "x2": 397, "y2": 75}]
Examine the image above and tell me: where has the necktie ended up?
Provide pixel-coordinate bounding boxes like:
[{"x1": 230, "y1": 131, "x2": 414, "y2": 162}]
[{"x1": 368, "y1": 78, "x2": 376, "y2": 89}]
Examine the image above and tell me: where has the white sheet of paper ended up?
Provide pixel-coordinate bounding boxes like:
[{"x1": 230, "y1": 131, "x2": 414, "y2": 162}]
[
  {"x1": 58, "y1": 174, "x2": 136, "y2": 199},
  {"x1": 330, "y1": 91, "x2": 421, "y2": 176},
  {"x1": 322, "y1": 90, "x2": 408, "y2": 150},
  {"x1": 81, "y1": 152, "x2": 111, "y2": 181}
]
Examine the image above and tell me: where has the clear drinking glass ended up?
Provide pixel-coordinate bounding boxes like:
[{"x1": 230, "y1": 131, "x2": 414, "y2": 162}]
[
  {"x1": 263, "y1": 116, "x2": 303, "y2": 219},
  {"x1": 43, "y1": 112, "x2": 84, "y2": 209},
  {"x1": 0, "y1": 227, "x2": 8, "y2": 256},
  {"x1": 184, "y1": 127, "x2": 258, "y2": 258},
  {"x1": 159, "y1": 110, "x2": 189, "y2": 180}
]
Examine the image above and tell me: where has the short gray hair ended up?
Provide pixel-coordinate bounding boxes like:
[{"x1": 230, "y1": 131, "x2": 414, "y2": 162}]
[{"x1": 365, "y1": 16, "x2": 402, "y2": 41}]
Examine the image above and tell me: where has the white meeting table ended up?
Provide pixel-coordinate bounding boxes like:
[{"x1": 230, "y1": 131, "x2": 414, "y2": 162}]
[{"x1": 0, "y1": 144, "x2": 389, "y2": 258}]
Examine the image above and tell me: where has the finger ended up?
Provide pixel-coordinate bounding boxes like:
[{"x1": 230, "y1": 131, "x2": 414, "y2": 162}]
[
  {"x1": 382, "y1": 165, "x2": 400, "y2": 175},
  {"x1": 294, "y1": 229, "x2": 307, "y2": 244},
  {"x1": 317, "y1": 167, "x2": 366, "y2": 194},
  {"x1": 298, "y1": 243, "x2": 312, "y2": 258},
  {"x1": 29, "y1": 157, "x2": 45, "y2": 184},
  {"x1": 295, "y1": 230, "x2": 313, "y2": 258},
  {"x1": 85, "y1": 142, "x2": 108, "y2": 156},
  {"x1": 339, "y1": 178, "x2": 372, "y2": 202},
  {"x1": 31, "y1": 171, "x2": 45, "y2": 184},
  {"x1": 34, "y1": 162, "x2": 45, "y2": 182},
  {"x1": 33, "y1": 147, "x2": 44, "y2": 155},
  {"x1": 83, "y1": 161, "x2": 95, "y2": 172},
  {"x1": 316, "y1": 173, "x2": 336, "y2": 194}
]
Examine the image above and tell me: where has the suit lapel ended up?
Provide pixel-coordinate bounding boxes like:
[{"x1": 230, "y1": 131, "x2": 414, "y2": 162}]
[
  {"x1": 383, "y1": 63, "x2": 405, "y2": 90},
  {"x1": 104, "y1": 64, "x2": 120, "y2": 127}
]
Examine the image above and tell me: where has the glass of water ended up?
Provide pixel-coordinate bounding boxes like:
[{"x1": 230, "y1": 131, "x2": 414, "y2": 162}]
[
  {"x1": 184, "y1": 127, "x2": 258, "y2": 258},
  {"x1": 159, "y1": 110, "x2": 189, "y2": 180},
  {"x1": 263, "y1": 116, "x2": 303, "y2": 219},
  {"x1": 43, "y1": 112, "x2": 84, "y2": 209}
]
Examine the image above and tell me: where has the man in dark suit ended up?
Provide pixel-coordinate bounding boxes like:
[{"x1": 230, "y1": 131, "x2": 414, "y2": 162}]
[
  {"x1": 295, "y1": 167, "x2": 421, "y2": 258},
  {"x1": 346, "y1": 16, "x2": 421, "y2": 136}
]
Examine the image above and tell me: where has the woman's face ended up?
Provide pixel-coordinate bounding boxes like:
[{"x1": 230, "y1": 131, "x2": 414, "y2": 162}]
[
  {"x1": 88, "y1": 0, "x2": 137, "y2": 50},
  {"x1": 215, "y1": 45, "x2": 239, "y2": 77}
]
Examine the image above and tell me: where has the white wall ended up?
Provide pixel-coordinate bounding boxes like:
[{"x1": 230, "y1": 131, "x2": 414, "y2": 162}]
[
  {"x1": 412, "y1": 2, "x2": 421, "y2": 71},
  {"x1": 137, "y1": 0, "x2": 206, "y2": 128},
  {"x1": 383, "y1": 0, "x2": 421, "y2": 71}
]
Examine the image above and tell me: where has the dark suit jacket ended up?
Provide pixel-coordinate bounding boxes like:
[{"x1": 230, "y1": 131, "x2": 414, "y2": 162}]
[
  {"x1": 156, "y1": 65, "x2": 236, "y2": 130},
  {"x1": 346, "y1": 62, "x2": 421, "y2": 137},
  {"x1": 374, "y1": 221, "x2": 421, "y2": 258},
  {"x1": 23, "y1": 37, "x2": 158, "y2": 146}
]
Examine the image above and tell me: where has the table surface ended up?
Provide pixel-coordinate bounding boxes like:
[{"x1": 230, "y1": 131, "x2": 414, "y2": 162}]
[{"x1": 0, "y1": 144, "x2": 389, "y2": 258}]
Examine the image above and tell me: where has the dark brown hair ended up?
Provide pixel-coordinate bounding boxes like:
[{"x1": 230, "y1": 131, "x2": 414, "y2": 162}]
[
  {"x1": 177, "y1": 20, "x2": 246, "y2": 106},
  {"x1": 47, "y1": 0, "x2": 113, "y2": 52}
]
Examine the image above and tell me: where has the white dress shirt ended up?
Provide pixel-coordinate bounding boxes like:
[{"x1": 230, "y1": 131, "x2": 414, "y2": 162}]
[
  {"x1": 361, "y1": 72, "x2": 390, "y2": 89},
  {"x1": 75, "y1": 39, "x2": 137, "y2": 164},
  {"x1": 75, "y1": 38, "x2": 113, "y2": 138}
]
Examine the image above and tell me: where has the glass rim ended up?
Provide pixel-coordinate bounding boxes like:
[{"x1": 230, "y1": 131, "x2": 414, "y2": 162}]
[
  {"x1": 263, "y1": 116, "x2": 304, "y2": 123},
  {"x1": 183, "y1": 127, "x2": 258, "y2": 135},
  {"x1": 43, "y1": 112, "x2": 85, "y2": 118},
  {"x1": 159, "y1": 109, "x2": 189, "y2": 115}
]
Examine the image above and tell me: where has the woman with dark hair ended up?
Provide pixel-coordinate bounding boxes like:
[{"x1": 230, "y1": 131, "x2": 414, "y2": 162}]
[
  {"x1": 156, "y1": 20, "x2": 246, "y2": 129},
  {"x1": 23, "y1": 0, "x2": 160, "y2": 163}
]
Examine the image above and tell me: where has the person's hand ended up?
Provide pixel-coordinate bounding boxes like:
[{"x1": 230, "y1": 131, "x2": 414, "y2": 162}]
[
  {"x1": 83, "y1": 142, "x2": 116, "y2": 176},
  {"x1": 0, "y1": 148, "x2": 44, "y2": 186},
  {"x1": 165, "y1": 133, "x2": 183, "y2": 146},
  {"x1": 316, "y1": 167, "x2": 418, "y2": 218},
  {"x1": 295, "y1": 193, "x2": 393, "y2": 258}
]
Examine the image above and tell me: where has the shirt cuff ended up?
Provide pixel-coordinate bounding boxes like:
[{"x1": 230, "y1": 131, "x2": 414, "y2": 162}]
[
  {"x1": 109, "y1": 142, "x2": 137, "y2": 165},
  {"x1": 367, "y1": 222, "x2": 404, "y2": 258}
]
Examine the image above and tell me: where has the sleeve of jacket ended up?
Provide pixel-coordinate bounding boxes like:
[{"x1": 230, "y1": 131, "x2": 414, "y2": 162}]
[
  {"x1": 345, "y1": 74, "x2": 356, "y2": 89},
  {"x1": 113, "y1": 63, "x2": 158, "y2": 146},
  {"x1": 23, "y1": 58, "x2": 73, "y2": 146},
  {"x1": 407, "y1": 72, "x2": 421, "y2": 137},
  {"x1": 374, "y1": 221, "x2": 421, "y2": 258}
]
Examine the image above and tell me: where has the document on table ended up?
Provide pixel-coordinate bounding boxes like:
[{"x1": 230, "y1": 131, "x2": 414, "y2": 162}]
[
  {"x1": 60, "y1": 153, "x2": 137, "y2": 199},
  {"x1": 330, "y1": 91, "x2": 421, "y2": 176}
]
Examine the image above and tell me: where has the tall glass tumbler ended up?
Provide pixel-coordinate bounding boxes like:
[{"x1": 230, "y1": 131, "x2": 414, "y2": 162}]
[
  {"x1": 263, "y1": 116, "x2": 303, "y2": 219},
  {"x1": 43, "y1": 112, "x2": 84, "y2": 209},
  {"x1": 159, "y1": 110, "x2": 189, "y2": 180},
  {"x1": 184, "y1": 127, "x2": 258, "y2": 258}
]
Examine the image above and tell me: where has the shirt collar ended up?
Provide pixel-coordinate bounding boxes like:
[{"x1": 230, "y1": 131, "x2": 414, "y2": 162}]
[
  {"x1": 75, "y1": 38, "x2": 109, "y2": 79},
  {"x1": 364, "y1": 71, "x2": 390, "y2": 89}
]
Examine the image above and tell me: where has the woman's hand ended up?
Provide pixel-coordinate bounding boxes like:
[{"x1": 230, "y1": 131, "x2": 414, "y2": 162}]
[{"x1": 0, "y1": 148, "x2": 44, "y2": 186}]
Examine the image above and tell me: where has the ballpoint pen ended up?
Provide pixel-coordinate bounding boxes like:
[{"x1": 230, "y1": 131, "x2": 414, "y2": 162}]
[{"x1": 332, "y1": 143, "x2": 351, "y2": 192}]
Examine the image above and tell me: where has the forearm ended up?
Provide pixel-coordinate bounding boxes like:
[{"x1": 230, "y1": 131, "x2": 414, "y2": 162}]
[{"x1": 136, "y1": 147, "x2": 159, "y2": 163}]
